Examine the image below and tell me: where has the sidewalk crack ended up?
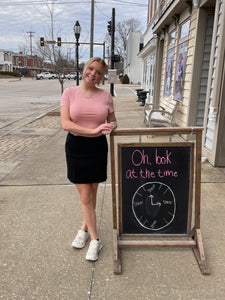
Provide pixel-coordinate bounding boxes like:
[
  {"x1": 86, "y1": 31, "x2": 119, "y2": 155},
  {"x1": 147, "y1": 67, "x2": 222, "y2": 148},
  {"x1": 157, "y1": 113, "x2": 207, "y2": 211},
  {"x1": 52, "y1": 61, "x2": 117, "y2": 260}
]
[{"x1": 87, "y1": 181, "x2": 107, "y2": 299}]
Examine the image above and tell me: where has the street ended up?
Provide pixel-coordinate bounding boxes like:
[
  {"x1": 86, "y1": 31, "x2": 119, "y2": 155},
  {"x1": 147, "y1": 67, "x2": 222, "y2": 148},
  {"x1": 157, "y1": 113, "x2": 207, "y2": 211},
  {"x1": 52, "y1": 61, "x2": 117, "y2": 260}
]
[
  {"x1": 0, "y1": 78, "x2": 63, "y2": 136},
  {"x1": 0, "y1": 78, "x2": 137, "y2": 136},
  {"x1": 0, "y1": 79, "x2": 139, "y2": 181}
]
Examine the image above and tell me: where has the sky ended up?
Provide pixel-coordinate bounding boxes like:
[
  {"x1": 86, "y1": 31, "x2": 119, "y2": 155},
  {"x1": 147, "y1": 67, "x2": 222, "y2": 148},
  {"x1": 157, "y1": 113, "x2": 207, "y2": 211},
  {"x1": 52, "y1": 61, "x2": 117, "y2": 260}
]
[{"x1": 0, "y1": 0, "x2": 148, "y2": 61}]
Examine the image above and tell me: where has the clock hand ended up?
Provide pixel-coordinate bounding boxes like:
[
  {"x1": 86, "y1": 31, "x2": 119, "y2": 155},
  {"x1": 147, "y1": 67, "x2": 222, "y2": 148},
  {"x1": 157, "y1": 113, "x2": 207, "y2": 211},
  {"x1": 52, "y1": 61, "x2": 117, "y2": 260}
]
[{"x1": 149, "y1": 195, "x2": 161, "y2": 207}]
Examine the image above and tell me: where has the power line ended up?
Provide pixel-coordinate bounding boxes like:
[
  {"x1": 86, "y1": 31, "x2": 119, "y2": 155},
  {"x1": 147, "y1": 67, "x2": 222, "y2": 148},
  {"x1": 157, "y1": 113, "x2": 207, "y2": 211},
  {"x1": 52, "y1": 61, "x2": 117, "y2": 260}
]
[
  {"x1": 97, "y1": 0, "x2": 147, "y2": 6},
  {"x1": 112, "y1": 0, "x2": 147, "y2": 6},
  {"x1": 95, "y1": 2, "x2": 110, "y2": 19},
  {"x1": 0, "y1": 0, "x2": 147, "y2": 7},
  {"x1": 0, "y1": 1, "x2": 91, "y2": 6}
]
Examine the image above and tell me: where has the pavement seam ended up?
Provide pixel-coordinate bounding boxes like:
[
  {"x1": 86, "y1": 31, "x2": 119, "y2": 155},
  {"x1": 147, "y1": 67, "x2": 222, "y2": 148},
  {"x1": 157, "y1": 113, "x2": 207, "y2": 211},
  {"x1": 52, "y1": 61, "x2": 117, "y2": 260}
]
[
  {"x1": 0, "y1": 104, "x2": 60, "y2": 137},
  {"x1": 0, "y1": 113, "x2": 61, "y2": 182},
  {"x1": 87, "y1": 181, "x2": 107, "y2": 299}
]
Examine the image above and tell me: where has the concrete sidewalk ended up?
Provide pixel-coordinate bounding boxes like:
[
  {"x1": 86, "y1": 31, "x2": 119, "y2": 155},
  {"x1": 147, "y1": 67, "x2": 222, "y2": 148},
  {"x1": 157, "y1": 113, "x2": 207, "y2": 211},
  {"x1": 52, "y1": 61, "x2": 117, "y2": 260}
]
[{"x1": 1, "y1": 86, "x2": 225, "y2": 299}]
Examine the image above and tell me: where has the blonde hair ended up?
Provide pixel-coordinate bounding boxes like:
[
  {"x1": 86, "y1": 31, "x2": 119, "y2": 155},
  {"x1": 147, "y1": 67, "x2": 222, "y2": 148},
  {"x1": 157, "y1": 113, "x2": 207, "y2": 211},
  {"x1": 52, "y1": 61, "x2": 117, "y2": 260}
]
[{"x1": 83, "y1": 57, "x2": 107, "y2": 81}]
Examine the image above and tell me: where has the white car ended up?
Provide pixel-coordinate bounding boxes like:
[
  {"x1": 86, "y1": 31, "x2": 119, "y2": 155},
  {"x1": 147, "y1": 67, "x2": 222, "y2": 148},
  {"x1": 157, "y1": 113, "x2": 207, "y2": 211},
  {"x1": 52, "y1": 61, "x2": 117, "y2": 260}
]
[
  {"x1": 67, "y1": 73, "x2": 82, "y2": 80},
  {"x1": 67, "y1": 72, "x2": 76, "y2": 80},
  {"x1": 36, "y1": 72, "x2": 57, "y2": 80}
]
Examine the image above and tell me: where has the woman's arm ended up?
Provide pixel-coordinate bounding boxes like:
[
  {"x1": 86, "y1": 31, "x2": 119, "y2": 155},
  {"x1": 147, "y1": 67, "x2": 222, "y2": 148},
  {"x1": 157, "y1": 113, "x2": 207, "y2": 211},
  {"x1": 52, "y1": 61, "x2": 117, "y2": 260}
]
[
  {"x1": 101, "y1": 112, "x2": 117, "y2": 135},
  {"x1": 107, "y1": 112, "x2": 117, "y2": 129},
  {"x1": 60, "y1": 106, "x2": 114, "y2": 137}
]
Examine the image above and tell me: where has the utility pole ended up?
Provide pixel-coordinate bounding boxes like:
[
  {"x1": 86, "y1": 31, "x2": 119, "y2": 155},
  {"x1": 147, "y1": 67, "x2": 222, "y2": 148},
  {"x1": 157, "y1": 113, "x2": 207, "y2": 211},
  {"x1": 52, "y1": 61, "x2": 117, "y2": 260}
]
[
  {"x1": 90, "y1": 0, "x2": 94, "y2": 58},
  {"x1": 27, "y1": 31, "x2": 35, "y2": 78},
  {"x1": 27, "y1": 31, "x2": 35, "y2": 56}
]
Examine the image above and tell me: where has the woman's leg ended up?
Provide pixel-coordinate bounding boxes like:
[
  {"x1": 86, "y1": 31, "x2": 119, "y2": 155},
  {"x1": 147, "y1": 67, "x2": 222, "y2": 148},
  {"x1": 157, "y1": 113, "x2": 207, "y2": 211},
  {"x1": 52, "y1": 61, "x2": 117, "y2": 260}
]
[{"x1": 76, "y1": 183, "x2": 99, "y2": 240}]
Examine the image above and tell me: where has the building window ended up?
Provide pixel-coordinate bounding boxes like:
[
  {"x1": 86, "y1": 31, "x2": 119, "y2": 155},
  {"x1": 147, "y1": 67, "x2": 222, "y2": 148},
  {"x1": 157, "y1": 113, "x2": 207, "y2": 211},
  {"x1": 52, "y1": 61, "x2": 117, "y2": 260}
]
[
  {"x1": 4, "y1": 53, "x2": 9, "y2": 61},
  {"x1": 174, "y1": 41, "x2": 188, "y2": 101},
  {"x1": 149, "y1": 54, "x2": 155, "y2": 99},
  {"x1": 180, "y1": 19, "x2": 190, "y2": 39},
  {"x1": 165, "y1": 47, "x2": 175, "y2": 96},
  {"x1": 148, "y1": 0, "x2": 160, "y2": 22},
  {"x1": 169, "y1": 30, "x2": 176, "y2": 46},
  {"x1": 174, "y1": 19, "x2": 190, "y2": 101},
  {"x1": 143, "y1": 59, "x2": 147, "y2": 84},
  {"x1": 165, "y1": 28, "x2": 176, "y2": 96}
]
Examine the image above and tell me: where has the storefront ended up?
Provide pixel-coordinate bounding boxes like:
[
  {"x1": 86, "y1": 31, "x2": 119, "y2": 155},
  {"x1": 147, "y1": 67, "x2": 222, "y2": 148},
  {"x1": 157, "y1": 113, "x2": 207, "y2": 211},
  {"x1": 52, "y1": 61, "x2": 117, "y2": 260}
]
[{"x1": 148, "y1": 0, "x2": 225, "y2": 166}]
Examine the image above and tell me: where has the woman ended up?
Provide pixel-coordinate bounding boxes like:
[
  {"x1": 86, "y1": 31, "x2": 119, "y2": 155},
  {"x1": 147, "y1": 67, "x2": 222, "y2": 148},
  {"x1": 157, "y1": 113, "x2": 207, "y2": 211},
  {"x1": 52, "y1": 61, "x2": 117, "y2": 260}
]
[{"x1": 60, "y1": 57, "x2": 117, "y2": 261}]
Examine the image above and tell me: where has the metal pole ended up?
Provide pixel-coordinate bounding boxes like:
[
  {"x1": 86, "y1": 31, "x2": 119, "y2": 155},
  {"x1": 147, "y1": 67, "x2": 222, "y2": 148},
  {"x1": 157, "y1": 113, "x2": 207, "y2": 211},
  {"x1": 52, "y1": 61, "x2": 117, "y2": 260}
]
[
  {"x1": 103, "y1": 41, "x2": 105, "y2": 61},
  {"x1": 102, "y1": 42, "x2": 105, "y2": 85},
  {"x1": 76, "y1": 39, "x2": 79, "y2": 85},
  {"x1": 74, "y1": 21, "x2": 81, "y2": 85},
  {"x1": 90, "y1": 0, "x2": 94, "y2": 58},
  {"x1": 110, "y1": 8, "x2": 115, "y2": 96}
]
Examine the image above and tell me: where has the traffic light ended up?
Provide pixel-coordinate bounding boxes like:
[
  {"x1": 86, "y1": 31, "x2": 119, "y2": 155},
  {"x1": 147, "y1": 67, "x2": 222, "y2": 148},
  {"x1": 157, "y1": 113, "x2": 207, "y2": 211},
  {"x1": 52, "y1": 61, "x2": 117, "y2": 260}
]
[
  {"x1": 57, "y1": 37, "x2": 61, "y2": 46},
  {"x1": 113, "y1": 54, "x2": 120, "y2": 62},
  {"x1": 40, "y1": 37, "x2": 44, "y2": 47},
  {"x1": 107, "y1": 21, "x2": 112, "y2": 36}
]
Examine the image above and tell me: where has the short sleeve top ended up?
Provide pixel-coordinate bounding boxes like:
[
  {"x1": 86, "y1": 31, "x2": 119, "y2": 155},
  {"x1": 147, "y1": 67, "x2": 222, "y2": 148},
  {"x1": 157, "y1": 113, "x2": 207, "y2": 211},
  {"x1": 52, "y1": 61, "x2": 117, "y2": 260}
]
[{"x1": 61, "y1": 86, "x2": 114, "y2": 130}]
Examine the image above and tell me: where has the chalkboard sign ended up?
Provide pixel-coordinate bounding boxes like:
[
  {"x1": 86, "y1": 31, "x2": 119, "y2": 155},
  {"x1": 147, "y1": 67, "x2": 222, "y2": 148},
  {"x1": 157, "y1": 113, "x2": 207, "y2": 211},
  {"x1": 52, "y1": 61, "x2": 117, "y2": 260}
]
[{"x1": 118, "y1": 143, "x2": 194, "y2": 235}]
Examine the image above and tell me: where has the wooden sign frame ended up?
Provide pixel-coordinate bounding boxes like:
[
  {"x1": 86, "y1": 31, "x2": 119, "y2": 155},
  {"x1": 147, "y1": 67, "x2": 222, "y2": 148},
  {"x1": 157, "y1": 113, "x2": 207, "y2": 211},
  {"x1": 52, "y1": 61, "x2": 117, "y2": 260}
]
[{"x1": 110, "y1": 127, "x2": 210, "y2": 275}]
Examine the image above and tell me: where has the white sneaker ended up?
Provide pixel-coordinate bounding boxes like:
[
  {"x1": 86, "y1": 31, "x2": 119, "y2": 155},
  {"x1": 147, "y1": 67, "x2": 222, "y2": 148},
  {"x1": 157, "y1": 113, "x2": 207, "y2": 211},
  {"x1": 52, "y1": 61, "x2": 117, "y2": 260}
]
[
  {"x1": 86, "y1": 239, "x2": 103, "y2": 261},
  {"x1": 71, "y1": 229, "x2": 89, "y2": 249}
]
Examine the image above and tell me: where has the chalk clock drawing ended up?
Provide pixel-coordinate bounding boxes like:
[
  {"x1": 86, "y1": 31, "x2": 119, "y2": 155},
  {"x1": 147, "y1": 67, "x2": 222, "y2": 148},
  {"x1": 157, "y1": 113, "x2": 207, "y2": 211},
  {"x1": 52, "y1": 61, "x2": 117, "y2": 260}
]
[{"x1": 132, "y1": 182, "x2": 176, "y2": 231}]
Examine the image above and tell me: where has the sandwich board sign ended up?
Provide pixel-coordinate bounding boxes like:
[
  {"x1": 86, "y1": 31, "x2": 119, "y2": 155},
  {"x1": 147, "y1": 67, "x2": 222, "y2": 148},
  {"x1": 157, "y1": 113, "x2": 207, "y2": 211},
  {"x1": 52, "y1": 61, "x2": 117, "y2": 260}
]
[{"x1": 110, "y1": 127, "x2": 210, "y2": 275}]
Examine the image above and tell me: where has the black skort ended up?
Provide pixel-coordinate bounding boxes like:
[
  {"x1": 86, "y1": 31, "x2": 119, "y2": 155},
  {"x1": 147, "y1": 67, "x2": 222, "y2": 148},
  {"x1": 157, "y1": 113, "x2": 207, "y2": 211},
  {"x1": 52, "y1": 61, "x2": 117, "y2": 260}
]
[{"x1": 65, "y1": 132, "x2": 108, "y2": 184}]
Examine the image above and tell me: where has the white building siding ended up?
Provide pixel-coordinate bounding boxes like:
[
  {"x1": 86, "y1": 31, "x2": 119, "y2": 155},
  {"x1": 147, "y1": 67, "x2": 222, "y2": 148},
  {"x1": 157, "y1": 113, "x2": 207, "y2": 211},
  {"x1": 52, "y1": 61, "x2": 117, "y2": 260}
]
[
  {"x1": 196, "y1": 14, "x2": 214, "y2": 126},
  {"x1": 204, "y1": 0, "x2": 223, "y2": 151},
  {"x1": 124, "y1": 32, "x2": 143, "y2": 84}
]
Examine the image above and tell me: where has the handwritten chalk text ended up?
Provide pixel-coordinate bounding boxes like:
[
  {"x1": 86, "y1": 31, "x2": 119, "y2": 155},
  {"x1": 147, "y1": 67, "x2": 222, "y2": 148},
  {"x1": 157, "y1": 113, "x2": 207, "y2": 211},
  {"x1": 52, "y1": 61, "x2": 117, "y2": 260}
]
[{"x1": 125, "y1": 148, "x2": 178, "y2": 180}]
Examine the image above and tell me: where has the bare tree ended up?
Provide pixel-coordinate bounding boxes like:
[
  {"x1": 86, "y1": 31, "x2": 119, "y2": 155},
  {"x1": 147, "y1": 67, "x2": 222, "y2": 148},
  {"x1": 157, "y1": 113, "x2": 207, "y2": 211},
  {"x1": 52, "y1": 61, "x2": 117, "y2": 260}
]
[
  {"x1": 105, "y1": 18, "x2": 141, "y2": 60},
  {"x1": 18, "y1": 32, "x2": 32, "y2": 55},
  {"x1": 18, "y1": 1, "x2": 60, "y2": 64},
  {"x1": 31, "y1": 0, "x2": 69, "y2": 92},
  {"x1": 18, "y1": 43, "x2": 29, "y2": 56},
  {"x1": 116, "y1": 18, "x2": 141, "y2": 59},
  {"x1": 30, "y1": 0, "x2": 59, "y2": 64}
]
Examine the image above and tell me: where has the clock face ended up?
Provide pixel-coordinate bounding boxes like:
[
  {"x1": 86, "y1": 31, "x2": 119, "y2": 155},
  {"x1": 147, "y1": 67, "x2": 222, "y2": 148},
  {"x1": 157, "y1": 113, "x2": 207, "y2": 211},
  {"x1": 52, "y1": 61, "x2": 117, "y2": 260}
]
[{"x1": 132, "y1": 182, "x2": 176, "y2": 231}]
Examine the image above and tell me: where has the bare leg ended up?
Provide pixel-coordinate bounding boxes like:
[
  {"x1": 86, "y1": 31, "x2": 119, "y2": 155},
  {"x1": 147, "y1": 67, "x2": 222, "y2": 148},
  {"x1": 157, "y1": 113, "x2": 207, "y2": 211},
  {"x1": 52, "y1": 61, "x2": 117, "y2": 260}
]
[{"x1": 76, "y1": 183, "x2": 99, "y2": 240}]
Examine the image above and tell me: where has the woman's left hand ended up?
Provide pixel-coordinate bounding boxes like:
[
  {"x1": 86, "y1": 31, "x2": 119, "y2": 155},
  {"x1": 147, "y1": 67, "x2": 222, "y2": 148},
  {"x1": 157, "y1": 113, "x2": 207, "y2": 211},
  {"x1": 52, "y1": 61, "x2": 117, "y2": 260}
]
[{"x1": 101, "y1": 122, "x2": 115, "y2": 135}]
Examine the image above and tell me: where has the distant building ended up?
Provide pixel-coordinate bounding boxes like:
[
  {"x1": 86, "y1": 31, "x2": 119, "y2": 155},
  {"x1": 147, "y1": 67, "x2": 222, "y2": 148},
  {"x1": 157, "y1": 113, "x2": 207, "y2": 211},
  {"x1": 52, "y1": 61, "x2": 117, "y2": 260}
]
[
  {"x1": 124, "y1": 31, "x2": 143, "y2": 84},
  {"x1": 0, "y1": 49, "x2": 53, "y2": 77},
  {"x1": 0, "y1": 50, "x2": 13, "y2": 71},
  {"x1": 12, "y1": 52, "x2": 53, "y2": 77}
]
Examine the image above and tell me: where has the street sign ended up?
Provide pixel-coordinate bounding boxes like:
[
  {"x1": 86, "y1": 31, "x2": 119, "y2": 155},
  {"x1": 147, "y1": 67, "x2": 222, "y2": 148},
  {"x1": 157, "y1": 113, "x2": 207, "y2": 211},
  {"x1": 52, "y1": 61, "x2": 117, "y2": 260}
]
[{"x1": 108, "y1": 69, "x2": 117, "y2": 84}]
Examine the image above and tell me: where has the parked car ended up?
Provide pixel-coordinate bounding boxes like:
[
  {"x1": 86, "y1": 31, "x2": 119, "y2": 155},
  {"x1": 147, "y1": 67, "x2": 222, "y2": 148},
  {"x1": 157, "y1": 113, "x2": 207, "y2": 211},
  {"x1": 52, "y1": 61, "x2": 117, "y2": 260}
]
[
  {"x1": 58, "y1": 73, "x2": 67, "y2": 79},
  {"x1": 67, "y1": 72, "x2": 76, "y2": 80},
  {"x1": 36, "y1": 72, "x2": 57, "y2": 80},
  {"x1": 67, "y1": 73, "x2": 82, "y2": 80}
]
